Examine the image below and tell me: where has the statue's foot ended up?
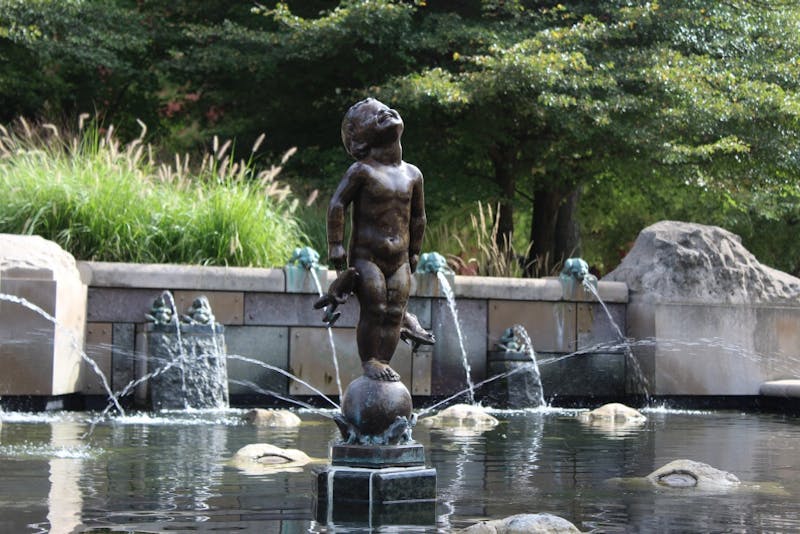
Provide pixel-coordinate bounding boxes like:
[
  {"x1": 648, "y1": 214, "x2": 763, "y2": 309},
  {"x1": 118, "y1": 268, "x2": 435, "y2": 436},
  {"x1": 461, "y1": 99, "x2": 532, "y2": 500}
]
[
  {"x1": 362, "y1": 359, "x2": 401, "y2": 382},
  {"x1": 400, "y1": 312, "x2": 436, "y2": 350}
]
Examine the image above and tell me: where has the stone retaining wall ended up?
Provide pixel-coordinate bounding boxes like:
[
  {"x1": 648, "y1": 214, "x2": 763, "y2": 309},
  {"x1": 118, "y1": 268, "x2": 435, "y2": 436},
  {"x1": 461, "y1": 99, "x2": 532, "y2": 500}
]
[{"x1": 78, "y1": 262, "x2": 628, "y2": 404}]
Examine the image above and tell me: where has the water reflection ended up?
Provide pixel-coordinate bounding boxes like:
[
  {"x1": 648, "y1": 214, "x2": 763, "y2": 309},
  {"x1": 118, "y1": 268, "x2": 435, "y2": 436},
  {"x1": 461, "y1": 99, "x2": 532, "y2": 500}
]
[
  {"x1": 47, "y1": 420, "x2": 84, "y2": 534},
  {"x1": 0, "y1": 410, "x2": 798, "y2": 532}
]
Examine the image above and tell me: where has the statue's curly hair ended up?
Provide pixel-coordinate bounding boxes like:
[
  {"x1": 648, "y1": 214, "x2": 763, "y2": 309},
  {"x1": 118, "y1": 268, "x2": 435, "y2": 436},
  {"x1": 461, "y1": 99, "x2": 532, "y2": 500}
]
[{"x1": 341, "y1": 98, "x2": 375, "y2": 160}]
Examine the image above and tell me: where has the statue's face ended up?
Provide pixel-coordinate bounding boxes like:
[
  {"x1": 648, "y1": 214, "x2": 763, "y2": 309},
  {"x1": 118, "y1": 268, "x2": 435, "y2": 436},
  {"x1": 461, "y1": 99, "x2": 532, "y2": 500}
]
[{"x1": 354, "y1": 99, "x2": 404, "y2": 146}]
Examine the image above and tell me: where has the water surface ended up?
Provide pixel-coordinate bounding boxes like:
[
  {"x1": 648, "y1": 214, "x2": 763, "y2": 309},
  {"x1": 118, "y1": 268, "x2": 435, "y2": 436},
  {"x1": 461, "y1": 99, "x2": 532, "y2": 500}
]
[{"x1": 1, "y1": 407, "x2": 798, "y2": 532}]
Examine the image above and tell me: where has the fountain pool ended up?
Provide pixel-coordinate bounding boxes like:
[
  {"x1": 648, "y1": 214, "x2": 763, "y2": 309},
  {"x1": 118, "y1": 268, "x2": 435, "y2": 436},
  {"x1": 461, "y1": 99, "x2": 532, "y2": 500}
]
[{"x1": 1, "y1": 407, "x2": 798, "y2": 532}]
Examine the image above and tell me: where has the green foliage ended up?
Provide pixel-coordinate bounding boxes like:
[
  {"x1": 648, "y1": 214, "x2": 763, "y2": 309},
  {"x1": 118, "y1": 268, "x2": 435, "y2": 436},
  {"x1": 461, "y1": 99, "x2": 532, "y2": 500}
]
[
  {"x1": 0, "y1": 0, "x2": 159, "y2": 133},
  {"x1": 3, "y1": 0, "x2": 800, "y2": 275},
  {"x1": 0, "y1": 120, "x2": 306, "y2": 266}
]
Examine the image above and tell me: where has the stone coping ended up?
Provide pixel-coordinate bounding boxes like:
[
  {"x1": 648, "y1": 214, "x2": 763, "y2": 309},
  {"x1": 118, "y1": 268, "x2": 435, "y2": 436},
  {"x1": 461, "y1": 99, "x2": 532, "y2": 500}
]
[
  {"x1": 759, "y1": 380, "x2": 800, "y2": 398},
  {"x1": 79, "y1": 261, "x2": 285, "y2": 292},
  {"x1": 79, "y1": 261, "x2": 628, "y2": 303}
]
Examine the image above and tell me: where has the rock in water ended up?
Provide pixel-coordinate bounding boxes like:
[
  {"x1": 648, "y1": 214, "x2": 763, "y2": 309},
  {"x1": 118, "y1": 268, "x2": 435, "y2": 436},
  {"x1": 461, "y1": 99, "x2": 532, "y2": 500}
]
[
  {"x1": 420, "y1": 403, "x2": 499, "y2": 429},
  {"x1": 460, "y1": 513, "x2": 581, "y2": 533},
  {"x1": 604, "y1": 221, "x2": 800, "y2": 304},
  {"x1": 243, "y1": 408, "x2": 301, "y2": 427},
  {"x1": 646, "y1": 459, "x2": 740, "y2": 489},
  {"x1": 230, "y1": 443, "x2": 311, "y2": 474},
  {"x1": 579, "y1": 403, "x2": 646, "y2": 422}
]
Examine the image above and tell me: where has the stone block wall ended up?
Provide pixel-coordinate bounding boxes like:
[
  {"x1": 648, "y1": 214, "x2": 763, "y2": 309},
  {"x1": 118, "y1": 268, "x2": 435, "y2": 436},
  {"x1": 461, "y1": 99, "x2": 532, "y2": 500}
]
[
  {"x1": 628, "y1": 302, "x2": 800, "y2": 396},
  {"x1": 78, "y1": 262, "x2": 628, "y2": 405}
]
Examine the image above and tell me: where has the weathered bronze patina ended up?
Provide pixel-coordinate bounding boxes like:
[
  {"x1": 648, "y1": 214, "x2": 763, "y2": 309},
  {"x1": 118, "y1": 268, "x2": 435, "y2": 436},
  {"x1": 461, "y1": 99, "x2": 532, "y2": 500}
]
[{"x1": 315, "y1": 98, "x2": 434, "y2": 444}]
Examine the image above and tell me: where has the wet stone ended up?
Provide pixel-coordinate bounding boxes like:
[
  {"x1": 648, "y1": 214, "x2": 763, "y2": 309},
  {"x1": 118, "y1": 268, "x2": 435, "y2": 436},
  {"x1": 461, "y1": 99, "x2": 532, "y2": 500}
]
[
  {"x1": 313, "y1": 465, "x2": 436, "y2": 524},
  {"x1": 331, "y1": 443, "x2": 426, "y2": 468},
  {"x1": 146, "y1": 323, "x2": 228, "y2": 410}
]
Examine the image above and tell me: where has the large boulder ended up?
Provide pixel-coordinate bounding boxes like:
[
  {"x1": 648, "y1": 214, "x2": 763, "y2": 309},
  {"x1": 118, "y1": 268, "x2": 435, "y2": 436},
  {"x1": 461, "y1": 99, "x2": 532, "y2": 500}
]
[
  {"x1": 460, "y1": 513, "x2": 581, "y2": 533},
  {"x1": 605, "y1": 221, "x2": 800, "y2": 304}
]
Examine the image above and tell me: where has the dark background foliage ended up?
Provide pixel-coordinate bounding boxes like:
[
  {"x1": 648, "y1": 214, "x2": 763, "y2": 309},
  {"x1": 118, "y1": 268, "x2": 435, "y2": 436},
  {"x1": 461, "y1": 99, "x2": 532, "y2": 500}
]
[{"x1": 3, "y1": 0, "x2": 799, "y2": 274}]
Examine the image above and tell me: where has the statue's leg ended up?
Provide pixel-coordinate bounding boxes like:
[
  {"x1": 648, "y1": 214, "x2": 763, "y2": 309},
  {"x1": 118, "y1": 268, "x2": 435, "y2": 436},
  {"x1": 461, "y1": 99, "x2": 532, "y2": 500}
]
[
  {"x1": 353, "y1": 259, "x2": 399, "y2": 381},
  {"x1": 381, "y1": 262, "x2": 411, "y2": 359}
]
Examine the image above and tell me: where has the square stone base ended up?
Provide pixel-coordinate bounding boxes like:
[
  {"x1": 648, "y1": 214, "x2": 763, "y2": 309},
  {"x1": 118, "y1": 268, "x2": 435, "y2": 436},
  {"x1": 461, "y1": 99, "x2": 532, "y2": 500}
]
[
  {"x1": 313, "y1": 464, "x2": 436, "y2": 525},
  {"x1": 331, "y1": 443, "x2": 426, "y2": 468}
]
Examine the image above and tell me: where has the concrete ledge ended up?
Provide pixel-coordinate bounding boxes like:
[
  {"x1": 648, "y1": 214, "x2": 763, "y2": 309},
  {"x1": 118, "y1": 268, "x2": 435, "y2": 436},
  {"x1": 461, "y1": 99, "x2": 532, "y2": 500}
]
[
  {"x1": 453, "y1": 276, "x2": 628, "y2": 303},
  {"x1": 454, "y1": 276, "x2": 563, "y2": 301},
  {"x1": 80, "y1": 261, "x2": 285, "y2": 292},
  {"x1": 760, "y1": 380, "x2": 800, "y2": 398}
]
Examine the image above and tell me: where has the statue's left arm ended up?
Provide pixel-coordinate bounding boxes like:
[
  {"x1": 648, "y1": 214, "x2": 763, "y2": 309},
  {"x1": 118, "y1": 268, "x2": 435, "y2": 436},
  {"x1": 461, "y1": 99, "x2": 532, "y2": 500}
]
[{"x1": 409, "y1": 170, "x2": 426, "y2": 272}]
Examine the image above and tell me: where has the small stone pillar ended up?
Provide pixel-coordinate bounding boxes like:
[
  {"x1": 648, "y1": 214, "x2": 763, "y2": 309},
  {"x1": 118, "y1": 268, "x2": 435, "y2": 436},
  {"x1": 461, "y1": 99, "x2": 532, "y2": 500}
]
[
  {"x1": 487, "y1": 350, "x2": 545, "y2": 409},
  {"x1": 144, "y1": 296, "x2": 228, "y2": 410},
  {"x1": 0, "y1": 234, "x2": 87, "y2": 396}
]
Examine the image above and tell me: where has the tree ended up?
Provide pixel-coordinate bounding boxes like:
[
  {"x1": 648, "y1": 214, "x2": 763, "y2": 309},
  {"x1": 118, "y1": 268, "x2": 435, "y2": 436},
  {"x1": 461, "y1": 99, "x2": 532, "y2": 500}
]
[
  {"x1": 387, "y1": 0, "x2": 800, "y2": 272},
  {"x1": 0, "y1": 0, "x2": 159, "y2": 133}
]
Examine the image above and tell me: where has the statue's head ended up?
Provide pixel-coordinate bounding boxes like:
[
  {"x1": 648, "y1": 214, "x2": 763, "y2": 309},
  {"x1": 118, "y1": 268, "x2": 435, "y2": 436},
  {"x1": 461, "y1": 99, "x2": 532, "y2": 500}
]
[
  {"x1": 341, "y1": 98, "x2": 404, "y2": 159},
  {"x1": 192, "y1": 296, "x2": 211, "y2": 310},
  {"x1": 561, "y1": 258, "x2": 590, "y2": 282}
]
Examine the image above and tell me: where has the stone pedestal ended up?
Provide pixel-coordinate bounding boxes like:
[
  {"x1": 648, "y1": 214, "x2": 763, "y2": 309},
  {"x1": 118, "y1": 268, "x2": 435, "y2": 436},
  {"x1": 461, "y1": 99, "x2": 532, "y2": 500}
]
[
  {"x1": 145, "y1": 323, "x2": 228, "y2": 410},
  {"x1": 486, "y1": 350, "x2": 544, "y2": 408},
  {"x1": 312, "y1": 442, "x2": 436, "y2": 526}
]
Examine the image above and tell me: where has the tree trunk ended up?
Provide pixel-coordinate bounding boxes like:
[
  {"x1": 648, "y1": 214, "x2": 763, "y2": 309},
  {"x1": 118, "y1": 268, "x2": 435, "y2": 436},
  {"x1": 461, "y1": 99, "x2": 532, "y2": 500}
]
[
  {"x1": 554, "y1": 187, "x2": 581, "y2": 261},
  {"x1": 527, "y1": 185, "x2": 581, "y2": 275},
  {"x1": 528, "y1": 188, "x2": 562, "y2": 275},
  {"x1": 488, "y1": 146, "x2": 515, "y2": 251}
]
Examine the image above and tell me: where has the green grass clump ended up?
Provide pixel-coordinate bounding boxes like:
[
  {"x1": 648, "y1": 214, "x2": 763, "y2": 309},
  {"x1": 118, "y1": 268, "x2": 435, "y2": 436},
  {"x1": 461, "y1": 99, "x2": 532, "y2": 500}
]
[
  {"x1": 423, "y1": 202, "x2": 537, "y2": 277},
  {"x1": 0, "y1": 119, "x2": 306, "y2": 266}
]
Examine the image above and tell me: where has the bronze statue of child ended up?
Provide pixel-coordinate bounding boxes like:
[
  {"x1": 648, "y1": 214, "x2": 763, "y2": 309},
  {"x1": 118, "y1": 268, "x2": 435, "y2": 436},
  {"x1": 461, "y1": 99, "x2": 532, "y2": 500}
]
[{"x1": 314, "y1": 98, "x2": 434, "y2": 382}]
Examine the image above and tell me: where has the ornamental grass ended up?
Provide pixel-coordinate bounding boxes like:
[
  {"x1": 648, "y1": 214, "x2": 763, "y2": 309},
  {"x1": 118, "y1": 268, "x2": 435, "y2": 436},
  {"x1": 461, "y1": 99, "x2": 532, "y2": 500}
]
[{"x1": 0, "y1": 117, "x2": 306, "y2": 266}]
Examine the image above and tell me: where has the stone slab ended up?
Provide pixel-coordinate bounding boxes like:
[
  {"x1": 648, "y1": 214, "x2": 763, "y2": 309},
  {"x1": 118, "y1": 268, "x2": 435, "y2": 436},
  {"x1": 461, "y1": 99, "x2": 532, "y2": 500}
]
[
  {"x1": 225, "y1": 326, "x2": 289, "y2": 396},
  {"x1": 760, "y1": 380, "x2": 800, "y2": 398},
  {"x1": 245, "y1": 293, "x2": 359, "y2": 328},
  {"x1": 411, "y1": 348, "x2": 432, "y2": 395},
  {"x1": 488, "y1": 300, "x2": 576, "y2": 354},
  {"x1": 83, "y1": 323, "x2": 112, "y2": 395},
  {"x1": 453, "y1": 276, "x2": 563, "y2": 301},
  {"x1": 0, "y1": 278, "x2": 57, "y2": 394},
  {"x1": 88, "y1": 288, "x2": 165, "y2": 323},
  {"x1": 1, "y1": 235, "x2": 87, "y2": 396},
  {"x1": 537, "y1": 352, "x2": 626, "y2": 397},
  {"x1": 653, "y1": 304, "x2": 762, "y2": 395},
  {"x1": 577, "y1": 302, "x2": 627, "y2": 352},
  {"x1": 331, "y1": 443, "x2": 426, "y2": 468},
  {"x1": 112, "y1": 323, "x2": 136, "y2": 394},
  {"x1": 288, "y1": 327, "x2": 412, "y2": 396},
  {"x1": 430, "y1": 298, "x2": 487, "y2": 397},
  {"x1": 173, "y1": 290, "x2": 244, "y2": 325},
  {"x1": 407, "y1": 298, "x2": 432, "y2": 329},
  {"x1": 79, "y1": 261, "x2": 285, "y2": 292}
]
